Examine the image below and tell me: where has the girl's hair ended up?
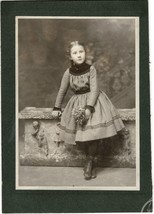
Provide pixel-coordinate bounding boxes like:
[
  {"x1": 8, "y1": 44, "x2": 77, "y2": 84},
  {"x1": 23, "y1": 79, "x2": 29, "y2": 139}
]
[{"x1": 66, "y1": 41, "x2": 86, "y2": 56}]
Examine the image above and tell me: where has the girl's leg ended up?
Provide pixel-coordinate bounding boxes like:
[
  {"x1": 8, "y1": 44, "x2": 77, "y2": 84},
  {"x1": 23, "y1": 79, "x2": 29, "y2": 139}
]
[
  {"x1": 76, "y1": 141, "x2": 88, "y2": 156},
  {"x1": 88, "y1": 141, "x2": 98, "y2": 179},
  {"x1": 88, "y1": 141, "x2": 98, "y2": 157},
  {"x1": 83, "y1": 141, "x2": 98, "y2": 180}
]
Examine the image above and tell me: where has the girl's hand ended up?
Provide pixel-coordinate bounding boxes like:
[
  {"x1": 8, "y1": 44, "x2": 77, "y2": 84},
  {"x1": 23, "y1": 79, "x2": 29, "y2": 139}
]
[
  {"x1": 85, "y1": 108, "x2": 91, "y2": 120},
  {"x1": 52, "y1": 110, "x2": 62, "y2": 118}
]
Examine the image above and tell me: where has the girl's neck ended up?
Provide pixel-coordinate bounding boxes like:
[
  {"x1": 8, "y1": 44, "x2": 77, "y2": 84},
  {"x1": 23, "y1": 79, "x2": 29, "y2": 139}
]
[
  {"x1": 70, "y1": 60, "x2": 91, "y2": 75},
  {"x1": 71, "y1": 60, "x2": 86, "y2": 68}
]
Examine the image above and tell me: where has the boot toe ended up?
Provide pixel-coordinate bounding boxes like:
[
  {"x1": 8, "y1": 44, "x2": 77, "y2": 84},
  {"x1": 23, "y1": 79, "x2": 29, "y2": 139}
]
[
  {"x1": 84, "y1": 172, "x2": 91, "y2": 180},
  {"x1": 91, "y1": 168, "x2": 97, "y2": 179}
]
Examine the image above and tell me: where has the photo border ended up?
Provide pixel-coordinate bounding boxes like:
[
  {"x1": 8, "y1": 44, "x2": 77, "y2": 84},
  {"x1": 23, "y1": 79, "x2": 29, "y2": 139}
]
[{"x1": 2, "y1": 1, "x2": 151, "y2": 212}]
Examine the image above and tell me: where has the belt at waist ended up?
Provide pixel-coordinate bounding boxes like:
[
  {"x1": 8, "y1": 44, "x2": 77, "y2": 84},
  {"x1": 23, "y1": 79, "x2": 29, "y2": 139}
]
[{"x1": 74, "y1": 88, "x2": 90, "y2": 94}]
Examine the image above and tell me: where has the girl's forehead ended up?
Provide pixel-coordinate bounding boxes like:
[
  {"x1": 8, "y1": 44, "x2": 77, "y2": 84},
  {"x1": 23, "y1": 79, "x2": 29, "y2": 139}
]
[{"x1": 70, "y1": 45, "x2": 84, "y2": 52}]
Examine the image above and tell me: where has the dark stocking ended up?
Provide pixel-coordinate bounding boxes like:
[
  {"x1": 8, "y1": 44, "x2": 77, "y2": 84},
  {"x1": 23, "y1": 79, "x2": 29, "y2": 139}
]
[
  {"x1": 87, "y1": 141, "x2": 98, "y2": 157},
  {"x1": 83, "y1": 141, "x2": 98, "y2": 180}
]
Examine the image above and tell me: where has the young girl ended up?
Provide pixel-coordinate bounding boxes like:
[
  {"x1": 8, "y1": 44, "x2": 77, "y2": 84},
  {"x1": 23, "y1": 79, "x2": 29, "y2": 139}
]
[{"x1": 52, "y1": 41, "x2": 125, "y2": 180}]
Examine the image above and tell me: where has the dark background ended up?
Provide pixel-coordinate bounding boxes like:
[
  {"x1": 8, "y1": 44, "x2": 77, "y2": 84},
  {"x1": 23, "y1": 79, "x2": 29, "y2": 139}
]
[{"x1": 18, "y1": 18, "x2": 135, "y2": 111}]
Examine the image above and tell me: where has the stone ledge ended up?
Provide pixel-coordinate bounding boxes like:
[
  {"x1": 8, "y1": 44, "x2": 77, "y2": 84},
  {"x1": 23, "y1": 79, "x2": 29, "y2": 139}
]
[
  {"x1": 20, "y1": 154, "x2": 135, "y2": 168},
  {"x1": 19, "y1": 107, "x2": 136, "y2": 120}
]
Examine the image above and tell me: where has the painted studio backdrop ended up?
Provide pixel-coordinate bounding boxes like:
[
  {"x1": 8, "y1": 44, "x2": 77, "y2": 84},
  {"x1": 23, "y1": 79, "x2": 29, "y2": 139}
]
[
  {"x1": 18, "y1": 18, "x2": 135, "y2": 111},
  {"x1": 17, "y1": 18, "x2": 137, "y2": 189}
]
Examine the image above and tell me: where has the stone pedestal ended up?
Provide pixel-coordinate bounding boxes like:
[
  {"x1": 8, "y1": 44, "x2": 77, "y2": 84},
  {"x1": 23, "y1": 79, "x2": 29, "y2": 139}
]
[{"x1": 19, "y1": 107, "x2": 136, "y2": 167}]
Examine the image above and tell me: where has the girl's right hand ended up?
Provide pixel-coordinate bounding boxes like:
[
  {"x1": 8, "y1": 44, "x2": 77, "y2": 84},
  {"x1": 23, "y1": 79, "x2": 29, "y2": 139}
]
[
  {"x1": 52, "y1": 110, "x2": 62, "y2": 118},
  {"x1": 85, "y1": 108, "x2": 92, "y2": 120}
]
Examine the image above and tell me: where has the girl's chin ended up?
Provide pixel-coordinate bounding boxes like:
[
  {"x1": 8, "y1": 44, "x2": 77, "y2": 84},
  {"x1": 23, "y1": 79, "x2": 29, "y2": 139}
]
[{"x1": 75, "y1": 61, "x2": 85, "y2": 65}]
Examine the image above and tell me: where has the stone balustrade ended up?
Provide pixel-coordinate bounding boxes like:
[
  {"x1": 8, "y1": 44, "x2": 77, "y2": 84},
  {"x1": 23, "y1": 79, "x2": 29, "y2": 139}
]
[{"x1": 19, "y1": 107, "x2": 136, "y2": 167}]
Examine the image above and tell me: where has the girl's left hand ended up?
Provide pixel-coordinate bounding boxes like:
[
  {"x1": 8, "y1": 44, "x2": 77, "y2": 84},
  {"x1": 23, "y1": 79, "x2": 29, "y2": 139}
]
[{"x1": 85, "y1": 108, "x2": 92, "y2": 120}]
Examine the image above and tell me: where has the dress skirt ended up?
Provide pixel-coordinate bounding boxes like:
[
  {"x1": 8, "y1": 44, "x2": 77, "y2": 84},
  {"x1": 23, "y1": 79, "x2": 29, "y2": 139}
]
[{"x1": 59, "y1": 90, "x2": 125, "y2": 145}]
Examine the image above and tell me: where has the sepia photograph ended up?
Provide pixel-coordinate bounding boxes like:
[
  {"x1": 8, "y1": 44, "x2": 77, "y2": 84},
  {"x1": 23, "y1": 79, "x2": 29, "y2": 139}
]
[{"x1": 16, "y1": 17, "x2": 139, "y2": 190}]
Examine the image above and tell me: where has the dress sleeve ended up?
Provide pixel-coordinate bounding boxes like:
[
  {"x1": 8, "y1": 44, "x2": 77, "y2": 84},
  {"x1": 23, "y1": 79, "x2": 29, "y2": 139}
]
[
  {"x1": 87, "y1": 66, "x2": 99, "y2": 107},
  {"x1": 54, "y1": 69, "x2": 70, "y2": 108}
]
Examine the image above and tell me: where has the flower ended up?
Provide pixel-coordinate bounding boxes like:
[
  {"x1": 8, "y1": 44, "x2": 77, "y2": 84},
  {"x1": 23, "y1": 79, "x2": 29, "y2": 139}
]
[{"x1": 72, "y1": 107, "x2": 87, "y2": 126}]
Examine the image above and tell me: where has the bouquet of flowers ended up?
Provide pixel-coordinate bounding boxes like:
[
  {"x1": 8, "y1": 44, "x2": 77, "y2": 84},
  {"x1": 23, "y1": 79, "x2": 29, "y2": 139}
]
[{"x1": 72, "y1": 107, "x2": 87, "y2": 126}]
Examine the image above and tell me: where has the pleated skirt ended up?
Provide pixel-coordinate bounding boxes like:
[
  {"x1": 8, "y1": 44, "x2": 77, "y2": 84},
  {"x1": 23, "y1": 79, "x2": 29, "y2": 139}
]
[{"x1": 59, "y1": 90, "x2": 125, "y2": 144}]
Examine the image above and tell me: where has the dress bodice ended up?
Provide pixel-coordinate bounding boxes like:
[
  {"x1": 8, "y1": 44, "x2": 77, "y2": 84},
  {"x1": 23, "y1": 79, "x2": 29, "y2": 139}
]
[
  {"x1": 69, "y1": 71, "x2": 90, "y2": 93},
  {"x1": 54, "y1": 65, "x2": 99, "y2": 108}
]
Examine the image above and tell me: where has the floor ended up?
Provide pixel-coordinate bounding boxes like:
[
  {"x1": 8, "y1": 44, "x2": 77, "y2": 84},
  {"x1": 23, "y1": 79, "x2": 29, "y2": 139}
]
[{"x1": 18, "y1": 166, "x2": 137, "y2": 190}]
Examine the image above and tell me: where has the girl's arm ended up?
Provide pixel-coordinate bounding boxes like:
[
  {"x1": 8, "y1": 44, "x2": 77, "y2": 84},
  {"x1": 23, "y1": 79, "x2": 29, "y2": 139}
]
[
  {"x1": 87, "y1": 66, "x2": 99, "y2": 109},
  {"x1": 54, "y1": 69, "x2": 70, "y2": 109}
]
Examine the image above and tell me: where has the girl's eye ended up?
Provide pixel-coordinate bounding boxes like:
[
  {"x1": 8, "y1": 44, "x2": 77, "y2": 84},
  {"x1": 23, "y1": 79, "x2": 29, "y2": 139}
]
[
  {"x1": 72, "y1": 51, "x2": 77, "y2": 55},
  {"x1": 79, "y1": 50, "x2": 83, "y2": 53}
]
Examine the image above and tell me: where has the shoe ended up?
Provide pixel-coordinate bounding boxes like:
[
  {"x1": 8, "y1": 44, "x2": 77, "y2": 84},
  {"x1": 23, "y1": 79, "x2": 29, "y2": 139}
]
[
  {"x1": 91, "y1": 168, "x2": 97, "y2": 179},
  {"x1": 91, "y1": 156, "x2": 97, "y2": 179},
  {"x1": 83, "y1": 158, "x2": 92, "y2": 180}
]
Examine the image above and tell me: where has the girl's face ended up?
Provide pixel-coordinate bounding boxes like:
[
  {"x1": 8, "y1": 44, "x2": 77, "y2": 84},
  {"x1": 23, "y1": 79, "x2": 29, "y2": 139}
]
[{"x1": 70, "y1": 45, "x2": 86, "y2": 65}]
